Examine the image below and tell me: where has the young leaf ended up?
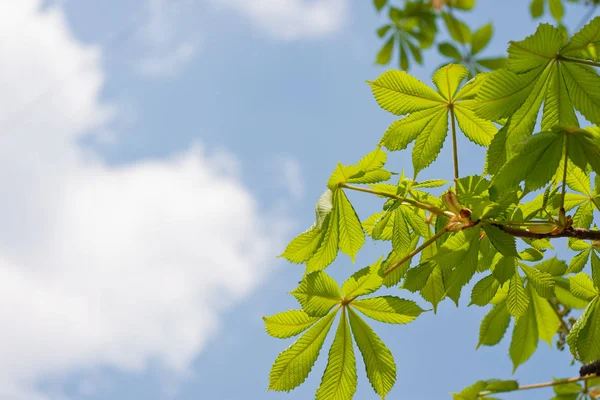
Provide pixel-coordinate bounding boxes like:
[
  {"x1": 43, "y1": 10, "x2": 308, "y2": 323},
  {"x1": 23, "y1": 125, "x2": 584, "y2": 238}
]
[
  {"x1": 264, "y1": 310, "x2": 321, "y2": 339},
  {"x1": 392, "y1": 207, "x2": 412, "y2": 253},
  {"x1": 509, "y1": 300, "x2": 538, "y2": 372},
  {"x1": 520, "y1": 263, "x2": 555, "y2": 299},
  {"x1": 376, "y1": 36, "x2": 395, "y2": 65},
  {"x1": 316, "y1": 309, "x2": 357, "y2": 400},
  {"x1": 569, "y1": 273, "x2": 598, "y2": 301},
  {"x1": 352, "y1": 296, "x2": 424, "y2": 324},
  {"x1": 292, "y1": 271, "x2": 342, "y2": 317},
  {"x1": 470, "y1": 274, "x2": 501, "y2": 307},
  {"x1": 562, "y1": 16, "x2": 600, "y2": 59},
  {"x1": 471, "y1": 24, "x2": 493, "y2": 55},
  {"x1": 348, "y1": 308, "x2": 396, "y2": 398},
  {"x1": 420, "y1": 264, "x2": 447, "y2": 312},
  {"x1": 337, "y1": 190, "x2": 365, "y2": 262},
  {"x1": 567, "y1": 248, "x2": 591, "y2": 274},
  {"x1": 507, "y1": 23, "x2": 566, "y2": 73},
  {"x1": 280, "y1": 225, "x2": 324, "y2": 264},
  {"x1": 507, "y1": 272, "x2": 529, "y2": 319},
  {"x1": 529, "y1": 285, "x2": 560, "y2": 345},
  {"x1": 568, "y1": 297, "x2": 600, "y2": 363},
  {"x1": 342, "y1": 258, "x2": 384, "y2": 299},
  {"x1": 368, "y1": 70, "x2": 443, "y2": 115},
  {"x1": 269, "y1": 311, "x2": 337, "y2": 391},
  {"x1": 441, "y1": 11, "x2": 472, "y2": 44},
  {"x1": 306, "y1": 208, "x2": 340, "y2": 272},
  {"x1": 493, "y1": 255, "x2": 517, "y2": 284},
  {"x1": 478, "y1": 301, "x2": 511, "y2": 348},
  {"x1": 535, "y1": 256, "x2": 568, "y2": 276},
  {"x1": 483, "y1": 224, "x2": 519, "y2": 257}
]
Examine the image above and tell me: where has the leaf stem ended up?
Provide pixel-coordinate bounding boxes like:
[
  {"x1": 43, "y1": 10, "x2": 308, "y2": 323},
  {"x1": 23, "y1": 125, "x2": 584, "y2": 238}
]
[
  {"x1": 557, "y1": 54, "x2": 600, "y2": 68},
  {"x1": 449, "y1": 104, "x2": 460, "y2": 182},
  {"x1": 383, "y1": 228, "x2": 448, "y2": 276},
  {"x1": 478, "y1": 375, "x2": 598, "y2": 397},
  {"x1": 341, "y1": 183, "x2": 454, "y2": 218},
  {"x1": 561, "y1": 135, "x2": 569, "y2": 211}
]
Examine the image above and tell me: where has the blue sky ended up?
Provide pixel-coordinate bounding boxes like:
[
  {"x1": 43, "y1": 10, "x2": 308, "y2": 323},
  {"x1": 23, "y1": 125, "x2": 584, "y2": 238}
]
[{"x1": 0, "y1": 0, "x2": 597, "y2": 399}]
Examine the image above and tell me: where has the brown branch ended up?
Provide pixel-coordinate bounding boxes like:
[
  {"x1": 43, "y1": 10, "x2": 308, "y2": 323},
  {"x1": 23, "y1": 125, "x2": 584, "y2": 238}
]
[{"x1": 495, "y1": 225, "x2": 600, "y2": 241}]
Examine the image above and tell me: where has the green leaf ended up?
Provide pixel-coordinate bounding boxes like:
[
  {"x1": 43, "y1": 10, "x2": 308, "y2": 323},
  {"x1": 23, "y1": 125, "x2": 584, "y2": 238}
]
[
  {"x1": 376, "y1": 35, "x2": 395, "y2": 65},
  {"x1": 568, "y1": 297, "x2": 600, "y2": 362},
  {"x1": 441, "y1": 11, "x2": 472, "y2": 44},
  {"x1": 412, "y1": 108, "x2": 449, "y2": 175},
  {"x1": 316, "y1": 189, "x2": 334, "y2": 228},
  {"x1": 316, "y1": 309, "x2": 357, "y2": 400},
  {"x1": 508, "y1": 272, "x2": 529, "y2": 319},
  {"x1": 490, "y1": 131, "x2": 563, "y2": 193},
  {"x1": 348, "y1": 308, "x2": 396, "y2": 398},
  {"x1": 357, "y1": 148, "x2": 388, "y2": 171},
  {"x1": 493, "y1": 256, "x2": 517, "y2": 284},
  {"x1": 382, "y1": 235, "x2": 420, "y2": 287},
  {"x1": 520, "y1": 263, "x2": 555, "y2": 299},
  {"x1": 569, "y1": 273, "x2": 598, "y2": 301},
  {"x1": 567, "y1": 249, "x2": 591, "y2": 274},
  {"x1": 541, "y1": 62, "x2": 579, "y2": 131},
  {"x1": 507, "y1": 23, "x2": 565, "y2": 73},
  {"x1": 549, "y1": 0, "x2": 564, "y2": 20},
  {"x1": 376, "y1": 25, "x2": 392, "y2": 38},
  {"x1": 337, "y1": 190, "x2": 365, "y2": 262},
  {"x1": 592, "y1": 250, "x2": 600, "y2": 290},
  {"x1": 269, "y1": 311, "x2": 336, "y2": 391},
  {"x1": 454, "y1": 101, "x2": 497, "y2": 146},
  {"x1": 509, "y1": 299, "x2": 538, "y2": 372},
  {"x1": 280, "y1": 225, "x2": 323, "y2": 264},
  {"x1": 292, "y1": 272, "x2": 341, "y2": 317},
  {"x1": 373, "y1": 0, "x2": 387, "y2": 11},
  {"x1": 477, "y1": 57, "x2": 508, "y2": 70},
  {"x1": 555, "y1": 277, "x2": 591, "y2": 308},
  {"x1": 561, "y1": 64, "x2": 600, "y2": 126},
  {"x1": 475, "y1": 68, "x2": 539, "y2": 121},
  {"x1": 342, "y1": 259, "x2": 384, "y2": 299},
  {"x1": 369, "y1": 70, "x2": 444, "y2": 116},
  {"x1": 432, "y1": 63, "x2": 469, "y2": 101},
  {"x1": 483, "y1": 224, "x2": 519, "y2": 257},
  {"x1": 562, "y1": 16, "x2": 600, "y2": 59},
  {"x1": 306, "y1": 209, "x2": 340, "y2": 272},
  {"x1": 530, "y1": 0, "x2": 544, "y2": 17},
  {"x1": 478, "y1": 301, "x2": 511, "y2": 347},
  {"x1": 568, "y1": 127, "x2": 600, "y2": 175},
  {"x1": 381, "y1": 106, "x2": 445, "y2": 151},
  {"x1": 453, "y1": 381, "x2": 487, "y2": 400},
  {"x1": 264, "y1": 310, "x2": 321, "y2": 339},
  {"x1": 529, "y1": 284, "x2": 560, "y2": 345},
  {"x1": 438, "y1": 42, "x2": 462, "y2": 59},
  {"x1": 535, "y1": 257, "x2": 568, "y2": 276},
  {"x1": 420, "y1": 264, "x2": 447, "y2": 312},
  {"x1": 392, "y1": 208, "x2": 412, "y2": 253},
  {"x1": 472, "y1": 24, "x2": 493, "y2": 55},
  {"x1": 470, "y1": 274, "x2": 501, "y2": 306},
  {"x1": 352, "y1": 296, "x2": 423, "y2": 324}
]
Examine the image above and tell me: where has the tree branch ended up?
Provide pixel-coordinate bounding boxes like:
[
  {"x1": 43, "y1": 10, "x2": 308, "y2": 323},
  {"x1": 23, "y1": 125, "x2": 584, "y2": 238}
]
[
  {"x1": 478, "y1": 374, "x2": 598, "y2": 397},
  {"x1": 495, "y1": 224, "x2": 600, "y2": 241}
]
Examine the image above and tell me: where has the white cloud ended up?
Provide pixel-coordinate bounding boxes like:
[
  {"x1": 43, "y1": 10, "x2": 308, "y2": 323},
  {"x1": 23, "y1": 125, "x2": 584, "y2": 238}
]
[
  {"x1": 137, "y1": 41, "x2": 198, "y2": 78},
  {"x1": 0, "y1": 1, "x2": 286, "y2": 398},
  {"x1": 213, "y1": 0, "x2": 348, "y2": 39},
  {"x1": 137, "y1": 0, "x2": 200, "y2": 77},
  {"x1": 276, "y1": 156, "x2": 305, "y2": 201}
]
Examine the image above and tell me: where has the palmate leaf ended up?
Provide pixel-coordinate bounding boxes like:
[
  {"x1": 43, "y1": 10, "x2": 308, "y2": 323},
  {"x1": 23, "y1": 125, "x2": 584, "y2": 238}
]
[
  {"x1": 352, "y1": 296, "x2": 424, "y2": 324},
  {"x1": 507, "y1": 272, "x2": 529, "y2": 319},
  {"x1": 569, "y1": 273, "x2": 598, "y2": 301},
  {"x1": 348, "y1": 308, "x2": 396, "y2": 398},
  {"x1": 567, "y1": 127, "x2": 600, "y2": 176},
  {"x1": 562, "y1": 16, "x2": 600, "y2": 61},
  {"x1": 316, "y1": 308, "x2": 357, "y2": 400},
  {"x1": 477, "y1": 21, "x2": 600, "y2": 173},
  {"x1": 264, "y1": 310, "x2": 321, "y2": 339},
  {"x1": 371, "y1": 64, "x2": 496, "y2": 175},
  {"x1": 269, "y1": 311, "x2": 337, "y2": 391},
  {"x1": 292, "y1": 271, "x2": 341, "y2": 317}
]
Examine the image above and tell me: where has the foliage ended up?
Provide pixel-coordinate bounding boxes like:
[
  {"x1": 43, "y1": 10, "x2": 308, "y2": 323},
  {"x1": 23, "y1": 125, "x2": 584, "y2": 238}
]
[{"x1": 266, "y1": 1, "x2": 600, "y2": 398}]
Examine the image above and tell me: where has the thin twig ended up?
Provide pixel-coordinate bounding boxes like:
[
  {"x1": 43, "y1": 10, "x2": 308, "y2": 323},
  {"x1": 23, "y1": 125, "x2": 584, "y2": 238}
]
[
  {"x1": 383, "y1": 228, "x2": 448, "y2": 276},
  {"x1": 478, "y1": 374, "x2": 598, "y2": 397},
  {"x1": 341, "y1": 184, "x2": 454, "y2": 218}
]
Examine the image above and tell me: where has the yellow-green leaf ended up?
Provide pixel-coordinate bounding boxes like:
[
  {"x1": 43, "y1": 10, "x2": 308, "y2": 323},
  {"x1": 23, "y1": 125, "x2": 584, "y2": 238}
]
[
  {"x1": 292, "y1": 271, "x2": 342, "y2": 316},
  {"x1": 352, "y1": 296, "x2": 424, "y2": 324},
  {"x1": 264, "y1": 310, "x2": 321, "y2": 339}
]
